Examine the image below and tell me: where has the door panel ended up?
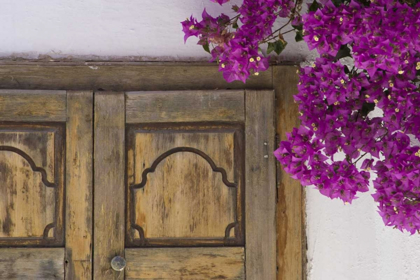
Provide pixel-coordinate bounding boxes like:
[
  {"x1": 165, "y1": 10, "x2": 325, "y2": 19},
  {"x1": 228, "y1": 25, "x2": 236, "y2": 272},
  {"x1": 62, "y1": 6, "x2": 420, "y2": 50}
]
[
  {"x1": 0, "y1": 90, "x2": 67, "y2": 122},
  {"x1": 125, "y1": 90, "x2": 245, "y2": 123},
  {"x1": 0, "y1": 90, "x2": 93, "y2": 279},
  {"x1": 0, "y1": 123, "x2": 64, "y2": 245},
  {"x1": 0, "y1": 248, "x2": 65, "y2": 279},
  {"x1": 125, "y1": 247, "x2": 245, "y2": 280},
  {"x1": 126, "y1": 125, "x2": 244, "y2": 247},
  {"x1": 94, "y1": 90, "x2": 276, "y2": 280}
]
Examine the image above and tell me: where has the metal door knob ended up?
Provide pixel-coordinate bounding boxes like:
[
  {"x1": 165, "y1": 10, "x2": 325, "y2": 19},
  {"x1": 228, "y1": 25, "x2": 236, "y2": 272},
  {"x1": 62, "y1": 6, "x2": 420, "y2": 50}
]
[{"x1": 111, "y1": 256, "x2": 126, "y2": 272}]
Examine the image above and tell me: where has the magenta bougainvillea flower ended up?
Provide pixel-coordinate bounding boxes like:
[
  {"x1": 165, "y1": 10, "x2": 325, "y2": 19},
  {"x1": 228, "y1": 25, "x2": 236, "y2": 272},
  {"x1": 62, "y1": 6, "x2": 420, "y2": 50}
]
[
  {"x1": 181, "y1": 0, "x2": 291, "y2": 82},
  {"x1": 279, "y1": 0, "x2": 420, "y2": 234},
  {"x1": 210, "y1": 0, "x2": 231, "y2": 5},
  {"x1": 182, "y1": 0, "x2": 420, "y2": 234}
]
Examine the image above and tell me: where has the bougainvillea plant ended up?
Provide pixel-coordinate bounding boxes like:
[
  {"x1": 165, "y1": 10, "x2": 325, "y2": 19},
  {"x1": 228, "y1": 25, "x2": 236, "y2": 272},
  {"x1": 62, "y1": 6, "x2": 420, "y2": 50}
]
[{"x1": 182, "y1": 0, "x2": 420, "y2": 234}]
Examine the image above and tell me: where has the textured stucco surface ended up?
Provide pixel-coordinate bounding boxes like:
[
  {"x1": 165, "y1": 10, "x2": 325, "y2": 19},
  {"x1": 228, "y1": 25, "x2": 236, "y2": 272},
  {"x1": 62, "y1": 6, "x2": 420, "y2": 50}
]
[
  {"x1": 0, "y1": 0, "x2": 316, "y2": 62},
  {"x1": 1, "y1": 1, "x2": 420, "y2": 279},
  {"x1": 307, "y1": 185, "x2": 420, "y2": 280}
]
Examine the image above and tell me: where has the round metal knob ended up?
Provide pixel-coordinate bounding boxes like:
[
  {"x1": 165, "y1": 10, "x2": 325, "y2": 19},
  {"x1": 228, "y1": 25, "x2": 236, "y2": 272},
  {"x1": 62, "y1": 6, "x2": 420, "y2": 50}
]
[{"x1": 111, "y1": 256, "x2": 126, "y2": 272}]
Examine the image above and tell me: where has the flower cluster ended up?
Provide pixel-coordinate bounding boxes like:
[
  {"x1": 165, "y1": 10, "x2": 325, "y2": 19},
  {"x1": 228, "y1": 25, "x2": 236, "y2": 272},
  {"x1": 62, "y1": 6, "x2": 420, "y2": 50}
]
[
  {"x1": 182, "y1": 0, "x2": 297, "y2": 82},
  {"x1": 275, "y1": 57, "x2": 373, "y2": 203},
  {"x1": 372, "y1": 133, "x2": 420, "y2": 233},
  {"x1": 303, "y1": 0, "x2": 420, "y2": 77},
  {"x1": 183, "y1": 0, "x2": 420, "y2": 233},
  {"x1": 277, "y1": 0, "x2": 420, "y2": 233}
]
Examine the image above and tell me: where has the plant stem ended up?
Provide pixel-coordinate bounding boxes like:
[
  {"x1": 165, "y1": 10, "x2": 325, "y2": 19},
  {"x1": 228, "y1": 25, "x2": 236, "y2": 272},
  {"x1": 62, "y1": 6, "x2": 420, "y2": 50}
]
[
  {"x1": 228, "y1": 14, "x2": 240, "y2": 24},
  {"x1": 354, "y1": 152, "x2": 368, "y2": 164},
  {"x1": 263, "y1": 18, "x2": 293, "y2": 41},
  {"x1": 281, "y1": 29, "x2": 295, "y2": 35}
]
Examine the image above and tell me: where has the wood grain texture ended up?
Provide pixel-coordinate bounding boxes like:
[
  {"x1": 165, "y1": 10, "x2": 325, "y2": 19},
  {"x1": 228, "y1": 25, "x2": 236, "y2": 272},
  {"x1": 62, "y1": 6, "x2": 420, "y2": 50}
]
[
  {"x1": 127, "y1": 128, "x2": 242, "y2": 246},
  {"x1": 94, "y1": 92, "x2": 125, "y2": 280},
  {"x1": 0, "y1": 90, "x2": 66, "y2": 122},
  {"x1": 0, "y1": 248, "x2": 64, "y2": 279},
  {"x1": 0, "y1": 63, "x2": 305, "y2": 278},
  {"x1": 245, "y1": 90, "x2": 276, "y2": 280},
  {"x1": 126, "y1": 90, "x2": 245, "y2": 123},
  {"x1": 0, "y1": 63, "x2": 272, "y2": 91},
  {"x1": 0, "y1": 124, "x2": 64, "y2": 246},
  {"x1": 125, "y1": 247, "x2": 245, "y2": 280},
  {"x1": 66, "y1": 91, "x2": 93, "y2": 280},
  {"x1": 274, "y1": 66, "x2": 306, "y2": 280}
]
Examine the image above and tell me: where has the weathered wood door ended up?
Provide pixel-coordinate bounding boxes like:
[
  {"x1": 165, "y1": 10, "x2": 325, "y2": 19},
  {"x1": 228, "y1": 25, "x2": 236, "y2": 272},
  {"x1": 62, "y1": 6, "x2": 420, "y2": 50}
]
[
  {"x1": 94, "y1": 90, "x2": 276, "y2": 280},
  {"x1": 0, "y1": 90, "x2": 93, "y2": 279},
  {"x1": 0, "y1": 89, "x2": 275, "y2": 280}
]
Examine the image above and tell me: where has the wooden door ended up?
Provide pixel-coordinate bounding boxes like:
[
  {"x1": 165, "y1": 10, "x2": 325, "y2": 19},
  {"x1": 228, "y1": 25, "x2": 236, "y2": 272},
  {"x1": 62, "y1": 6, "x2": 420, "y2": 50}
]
[
  {"x1": 94, "y1": 90, "x2": 276, "y2": 280},
  {"x1": 0, "y1": 90, "x2": 93, "y2": 279}
]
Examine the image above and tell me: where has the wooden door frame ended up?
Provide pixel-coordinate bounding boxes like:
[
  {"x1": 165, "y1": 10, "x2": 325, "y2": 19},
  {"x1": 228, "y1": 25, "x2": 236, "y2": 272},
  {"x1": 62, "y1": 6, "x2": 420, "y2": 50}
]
[{"x1": 0, "y1": 61, "x2": 306, "y2": 280}]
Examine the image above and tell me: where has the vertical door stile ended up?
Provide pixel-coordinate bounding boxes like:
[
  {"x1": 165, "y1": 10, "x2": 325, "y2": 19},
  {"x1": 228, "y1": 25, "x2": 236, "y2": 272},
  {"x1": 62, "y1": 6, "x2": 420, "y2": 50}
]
[
  {"x1": 245, "y1": 90, "x2": 276, "y2": 279},
  {"x1": 94, "y1": 92, "x2": 126, "y2": 279},
  {"x1": 65, "y1": 91, "x2": 94, "y2": 280}
]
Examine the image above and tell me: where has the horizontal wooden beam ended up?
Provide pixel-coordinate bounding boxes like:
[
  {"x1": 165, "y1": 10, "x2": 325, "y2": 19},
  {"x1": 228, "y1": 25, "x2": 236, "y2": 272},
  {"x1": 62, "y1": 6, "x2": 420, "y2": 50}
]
[{"x1": 0, "y1": 63, "x2": 272, "y2": 91}]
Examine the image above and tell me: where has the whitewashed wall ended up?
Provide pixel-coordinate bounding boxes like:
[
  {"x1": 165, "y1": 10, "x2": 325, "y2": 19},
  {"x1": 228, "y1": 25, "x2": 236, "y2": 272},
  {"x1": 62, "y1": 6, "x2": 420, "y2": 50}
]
[{"x1": 1, "y1": 0, "x2": 419, "y2": 279}]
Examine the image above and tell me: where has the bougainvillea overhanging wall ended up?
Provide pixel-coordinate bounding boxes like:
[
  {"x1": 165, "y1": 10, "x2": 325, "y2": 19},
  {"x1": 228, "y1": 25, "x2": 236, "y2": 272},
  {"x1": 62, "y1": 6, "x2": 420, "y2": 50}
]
[{"x1": 182, "y1": 0, "x2": 420, "y2": 234}]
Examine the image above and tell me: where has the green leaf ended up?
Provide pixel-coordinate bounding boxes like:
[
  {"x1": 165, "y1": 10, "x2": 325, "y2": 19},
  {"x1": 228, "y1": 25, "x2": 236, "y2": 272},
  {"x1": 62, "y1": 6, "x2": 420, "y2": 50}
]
[
  {"x1": 295, "y1": 30, "x2": 304, "y2": 42},
  {"x1": 344, "y1": 65, "x2": 350, "y2": 74},
  {"x1": 309, "y1": 0, "x2": 320, "y2": 12},
  {"x1": 267, "y1": 40, "x2": 288, "y2": 55},
  {"x1": 357, "y1": 0, "x2": 370, "y2": 6},
  {"x1": 267, "y1": 42, "x2": 275, "y2": 54},
  {"x1": 202, "y1": 43, "x2": 210, "y2": 54},
  {"x1": 292, "y1": 24, "x2": 303, "y2": 31},
  {"x1": 361, "y1": 102, "x2": 375, "y2": 117},
  {"x1": 331, "y1": 0, "x2": 345, "y2": 7},
  {"x1": 274, "y1": 40, "x2": 288, "y2": 55},
  {"x1": 335, "y1": 44, "x2": 352, "y2": 60},
  {"x1": 232, "y1": 22, "x2": 239, "y2": 29}
]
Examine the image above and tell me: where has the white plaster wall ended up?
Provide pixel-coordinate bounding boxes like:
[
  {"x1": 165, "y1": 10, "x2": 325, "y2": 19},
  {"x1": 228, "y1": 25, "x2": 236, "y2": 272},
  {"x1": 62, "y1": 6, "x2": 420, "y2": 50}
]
[
  {"x1": 307, "y1": 186, "x2": 420, "y2": 280},
  {"x1": 1, "y1": 0, "x2": 419, "y2": 279},
  {"x1": 0, "y1": 0, "x2": 313, "y2": 62}
]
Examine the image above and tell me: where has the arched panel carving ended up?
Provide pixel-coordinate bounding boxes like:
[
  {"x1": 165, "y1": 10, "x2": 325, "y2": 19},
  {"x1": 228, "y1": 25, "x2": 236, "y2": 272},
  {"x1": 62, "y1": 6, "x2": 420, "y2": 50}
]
[
  {"x1": 0, "y1": 124, "x2": 64, "y2": 246},
  {"x1": 0, "y1": 146, "x2": 56, "y2": 188},
  {"x1": 126, "y1": 125, "x2": 244, "y2": 247},
  {"x1": 131, "y1": 147, "x2": 237, "y2": 190}
]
